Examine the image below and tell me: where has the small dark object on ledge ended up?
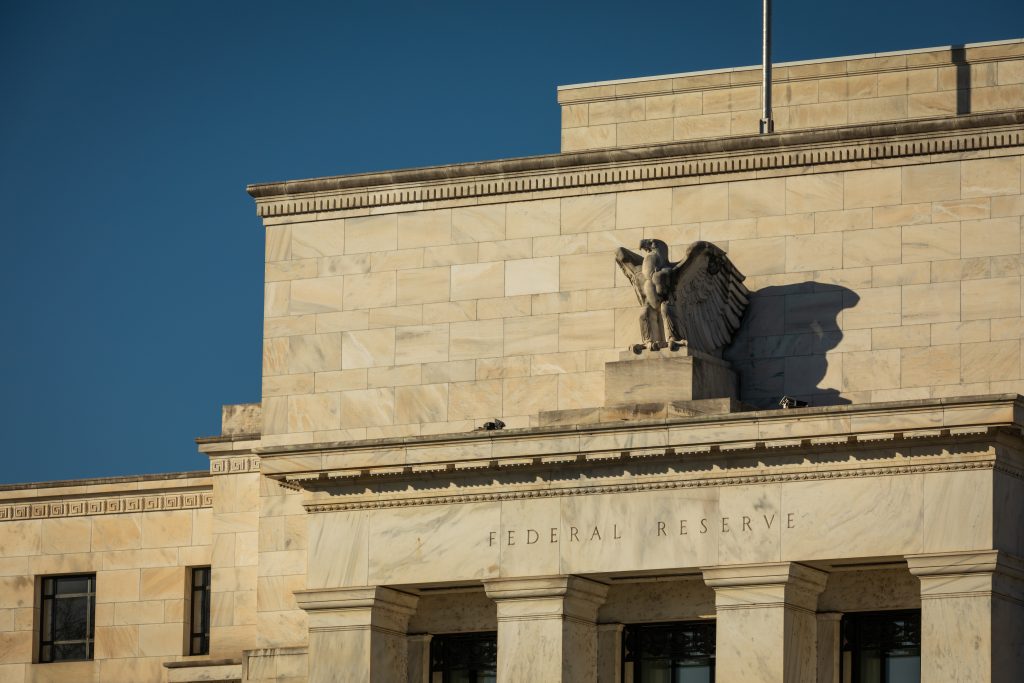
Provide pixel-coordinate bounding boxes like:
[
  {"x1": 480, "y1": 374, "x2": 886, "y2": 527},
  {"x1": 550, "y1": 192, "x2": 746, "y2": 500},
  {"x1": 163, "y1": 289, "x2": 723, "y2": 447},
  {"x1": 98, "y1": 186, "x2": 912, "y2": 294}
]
[
  {"x1": 479, "y1": 419, "x2": 506, "y2": 431},
  {"x1": 779, "y1": 396, "x2": 809, "y2": 409}
]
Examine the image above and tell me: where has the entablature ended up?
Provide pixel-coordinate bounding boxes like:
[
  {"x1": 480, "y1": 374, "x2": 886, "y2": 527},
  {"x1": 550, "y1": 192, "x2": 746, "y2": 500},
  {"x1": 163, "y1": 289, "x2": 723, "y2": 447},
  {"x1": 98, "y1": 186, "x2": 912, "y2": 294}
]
[{"x1": 258, "y1": 394, "x2": 1024, "y2": 511}]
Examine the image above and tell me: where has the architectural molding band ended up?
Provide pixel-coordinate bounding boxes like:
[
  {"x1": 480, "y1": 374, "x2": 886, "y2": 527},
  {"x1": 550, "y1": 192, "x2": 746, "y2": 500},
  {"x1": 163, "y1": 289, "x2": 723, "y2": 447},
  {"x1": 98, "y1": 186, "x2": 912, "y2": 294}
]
[
  {"x1": 209, "y1": 455, "x2": 261, "y2": 475},
  {"x1": 302, "y1": 459, "x2": 998, "y2": 513},
  {"x1": 248, "y1": 111, "x2": 1024, "y2": 217},
  {"x1": 0, "y1": 489, "x2": 213, "y2": 520}
]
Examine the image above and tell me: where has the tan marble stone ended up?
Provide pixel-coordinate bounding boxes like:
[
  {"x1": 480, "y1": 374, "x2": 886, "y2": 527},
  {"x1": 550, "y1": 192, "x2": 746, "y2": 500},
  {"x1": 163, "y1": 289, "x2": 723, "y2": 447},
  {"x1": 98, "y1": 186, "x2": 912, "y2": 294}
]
[
  {"x1": 343, "y1": 272, "x2": 396, "y2": 311},
  {"x1": 395, "y1": 266, "x2": 449, "y2": 305},
  {"x1": 902, "y1": 161, "x2": 961, "y2": 204},
  {"x1": 451, "y1": 261, "x2": 503, "y2": 301},
  {"x1": 342, "y1": 329, "x2": 395, "y2": 369},
  {"x1": 394, "y1": 324, "x2": 449, "y2": 365},
  {"x1": 291, "y1": 220, "x2": 345, "y2": 258},
  {"x1": 618, "y1": 188, "x2": 672, "y2": 228},
  {"x1": 505, "y1": 256, "x2": 559, "y2": 296},
  {"x1": 345, "y1": 215, "x2": 397, "y2": 254},
  {"x1": 844, "y1": 167, "x2": 901, "y2": 208},
  {"x1": 561, "y1": 194, "x2": 616, "y2": 233}
]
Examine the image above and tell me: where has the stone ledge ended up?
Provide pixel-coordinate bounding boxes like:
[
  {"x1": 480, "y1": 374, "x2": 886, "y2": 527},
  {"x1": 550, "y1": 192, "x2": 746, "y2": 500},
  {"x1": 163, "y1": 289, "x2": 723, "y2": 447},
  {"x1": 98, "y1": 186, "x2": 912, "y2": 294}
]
[
  {"x1": 258, "y1": 393, "x2": 1024, "y2": 461},
  {"x1": 164, "y1": 658, "x2": 243, "y2": 683},
  {"x1": 539, "y1": 398, "x2": 749, "y2": 428}
]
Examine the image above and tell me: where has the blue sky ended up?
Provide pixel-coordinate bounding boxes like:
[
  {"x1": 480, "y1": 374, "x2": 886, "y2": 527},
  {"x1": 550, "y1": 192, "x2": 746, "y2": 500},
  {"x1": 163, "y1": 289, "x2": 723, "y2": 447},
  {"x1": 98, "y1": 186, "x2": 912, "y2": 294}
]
[{"x1": 1, "y1": 0, "x2": 1021, "y2": 484}]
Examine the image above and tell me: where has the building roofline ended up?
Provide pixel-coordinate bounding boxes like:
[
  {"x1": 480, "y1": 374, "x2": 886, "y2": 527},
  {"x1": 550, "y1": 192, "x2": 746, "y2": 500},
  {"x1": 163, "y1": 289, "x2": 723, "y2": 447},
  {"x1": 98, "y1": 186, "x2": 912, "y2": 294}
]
[
  {"x1": 0, "y1": 469, "x2": 209, "y2": 492},
  {"x1": 245, "y1": 110, "x2": 1024, "y2": 202},
  {"x1": 556, "y1": 38, "x2": 1024, "y2": 91}
]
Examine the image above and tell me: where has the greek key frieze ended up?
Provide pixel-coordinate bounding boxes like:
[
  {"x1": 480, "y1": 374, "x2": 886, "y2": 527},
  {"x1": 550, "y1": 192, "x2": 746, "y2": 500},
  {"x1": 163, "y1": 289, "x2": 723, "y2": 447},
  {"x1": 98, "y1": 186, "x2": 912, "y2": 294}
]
[
  {"x1": 0, "y1": 490, "x2": 213, "y2": 521},
  {"x1": 209, "y1": 455, "x2": 261, "y2": 475}
]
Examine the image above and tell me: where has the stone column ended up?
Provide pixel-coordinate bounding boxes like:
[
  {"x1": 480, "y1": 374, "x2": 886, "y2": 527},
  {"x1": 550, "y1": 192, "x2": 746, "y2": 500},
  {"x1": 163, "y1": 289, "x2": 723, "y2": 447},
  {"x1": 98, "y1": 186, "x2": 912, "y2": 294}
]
[
  {"x1": 294, "y1": 586, "x2": 419, "y2": 683},
  {"x1": 483, "y1": 576, "x2": 609, "y2": 683},
  {"x1": 597, "y1": 623, "x2": 624, "y2": 683},
  {"x1": 907, "y1": 551, "x2": 1024, "y2": 683},
  {"x1": 703, "y1": 562, "x2": 827, "y2": 683},
  {"x1": 815, "y1": 612, "x2": 842, "y2": 683},
  {"x1": 407, "y1": 634, "x2": 433, "y2": 683}
]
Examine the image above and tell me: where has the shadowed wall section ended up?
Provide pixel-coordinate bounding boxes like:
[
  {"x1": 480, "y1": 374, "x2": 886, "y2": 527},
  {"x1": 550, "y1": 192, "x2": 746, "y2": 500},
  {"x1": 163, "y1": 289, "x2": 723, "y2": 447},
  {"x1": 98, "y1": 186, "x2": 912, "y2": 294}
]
[{"x1": 727, "y1": 283, "x2": 860, "y2": 408}]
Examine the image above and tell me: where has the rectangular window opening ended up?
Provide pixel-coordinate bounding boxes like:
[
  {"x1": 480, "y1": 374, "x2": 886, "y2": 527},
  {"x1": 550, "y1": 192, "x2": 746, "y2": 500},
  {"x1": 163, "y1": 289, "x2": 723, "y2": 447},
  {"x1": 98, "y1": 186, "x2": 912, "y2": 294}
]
[
  {"x1": 622, "y1": 620, "x2": 716, "y2": 683},
  {"x1": 188, "y1": 566, "x2": 211, "y2": 656},
  {"x1": 39, "y1": 574, "x2": 96, "y2": 663},
  {"x1": 840, "y1": 610, "x2": 921, "y2": 683},
  {"x1": 429, "y1": 631, "x2": 497, "y2": 683}
]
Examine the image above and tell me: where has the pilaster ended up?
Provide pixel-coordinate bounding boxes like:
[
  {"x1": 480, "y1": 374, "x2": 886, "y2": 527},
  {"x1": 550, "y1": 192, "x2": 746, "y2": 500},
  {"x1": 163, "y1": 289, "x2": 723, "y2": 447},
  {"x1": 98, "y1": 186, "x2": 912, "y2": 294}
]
[
  {"x1": 907, "y1": 550, "x2": 1024, "y2": 683},
  {"x1": 483, "y1": 575, "x2": 609, "y2": 683},
  {"x1": 407, "y1": 633, "x2": 432, "y2": 683},
  {"x1": 294, "y1": 586, "x2": 419, "y2": 683},
  {"x1": 596, "y1": 623, "x2": 624, "y2": 683},
  {"x1": 815, "y1": 612, "x2": 842, "y2": 683},
  {"x1": 703, "y1": 562, "x2": 827, "y2": 683}
]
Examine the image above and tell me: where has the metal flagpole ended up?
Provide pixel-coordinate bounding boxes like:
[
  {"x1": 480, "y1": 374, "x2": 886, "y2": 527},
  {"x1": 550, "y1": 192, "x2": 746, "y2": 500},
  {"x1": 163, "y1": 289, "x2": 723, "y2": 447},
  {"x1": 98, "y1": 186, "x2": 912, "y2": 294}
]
[{"x1": 760, "y1": 0, "x2": 774, "y2": 134}]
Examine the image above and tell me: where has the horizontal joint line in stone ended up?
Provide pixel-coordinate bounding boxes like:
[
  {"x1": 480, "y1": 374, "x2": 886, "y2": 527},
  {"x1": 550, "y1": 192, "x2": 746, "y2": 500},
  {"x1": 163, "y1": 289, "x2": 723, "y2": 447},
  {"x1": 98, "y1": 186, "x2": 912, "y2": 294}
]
[
  {"x1": 308, "y1": 625, "x2": 409, "y2": 638},
  {"x1": 716, "y1": 602, "x2": 815, "y2": 615},
  {"x1": 496, "y1": 615, "x2": 598, "y2": 626}
]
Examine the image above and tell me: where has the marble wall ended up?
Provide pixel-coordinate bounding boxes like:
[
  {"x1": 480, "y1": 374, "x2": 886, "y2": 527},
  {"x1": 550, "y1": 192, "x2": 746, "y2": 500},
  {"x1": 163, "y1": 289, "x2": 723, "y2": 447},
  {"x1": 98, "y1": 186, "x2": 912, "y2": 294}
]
[
  {"x1": 559, "y1": 41, "x2": 1024, "y2": 150},
  {"x1": 258, "y1": 43, "x2": 1024, "y2": 446},
  {"x1": 0, "y1": 475, "x2": 213, "y2": 682}
]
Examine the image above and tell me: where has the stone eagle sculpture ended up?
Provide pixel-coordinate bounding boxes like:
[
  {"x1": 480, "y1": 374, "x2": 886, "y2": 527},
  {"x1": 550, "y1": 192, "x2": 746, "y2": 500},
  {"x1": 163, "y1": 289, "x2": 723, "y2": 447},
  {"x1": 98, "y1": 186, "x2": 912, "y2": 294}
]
[{"x1": 615, "y1": 239, "x2": 750, "y2": 355}]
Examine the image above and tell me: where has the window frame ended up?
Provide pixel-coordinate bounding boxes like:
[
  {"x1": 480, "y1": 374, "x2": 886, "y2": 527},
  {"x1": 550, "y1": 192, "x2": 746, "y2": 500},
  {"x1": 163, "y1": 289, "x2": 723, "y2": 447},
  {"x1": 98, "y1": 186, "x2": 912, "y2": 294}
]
[
  {"x1": 840, "y1": 609, "x2": 921, "y2": 683},
  {"x1": 429, "y1": 631, "x2": 498, "y2": 683},
  {"x1": 187, "y1": 566, "x2": 212, "y2": 656},
  {"x1": 38, "y1": 573, "x2": 96, "y2": 664},
  {"x1": 621, "y1": 619, "x2": 716, "y2": 683}
]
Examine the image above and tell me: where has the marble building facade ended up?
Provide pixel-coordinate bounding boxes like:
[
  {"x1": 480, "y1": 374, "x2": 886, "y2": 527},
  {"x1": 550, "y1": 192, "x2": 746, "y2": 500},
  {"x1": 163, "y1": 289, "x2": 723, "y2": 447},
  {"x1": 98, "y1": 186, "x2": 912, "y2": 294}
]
[{"x1": 2, "y1": 38, "x2": 1024, "y2": 682}]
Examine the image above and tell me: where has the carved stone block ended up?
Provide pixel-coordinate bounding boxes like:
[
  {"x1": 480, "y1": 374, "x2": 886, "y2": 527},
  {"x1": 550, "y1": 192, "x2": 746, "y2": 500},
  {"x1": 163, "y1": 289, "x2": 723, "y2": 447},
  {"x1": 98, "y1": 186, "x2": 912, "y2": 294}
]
[{"x1": 604, "y1": 347, "x2": 737, "y2": 405}]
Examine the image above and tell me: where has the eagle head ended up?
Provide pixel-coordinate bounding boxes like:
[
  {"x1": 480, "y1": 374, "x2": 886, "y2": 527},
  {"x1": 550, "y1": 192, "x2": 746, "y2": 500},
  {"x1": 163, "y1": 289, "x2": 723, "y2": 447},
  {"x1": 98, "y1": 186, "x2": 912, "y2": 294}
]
[{"x1": 638, "y1": 238, "x2": 669, "y2": 261}]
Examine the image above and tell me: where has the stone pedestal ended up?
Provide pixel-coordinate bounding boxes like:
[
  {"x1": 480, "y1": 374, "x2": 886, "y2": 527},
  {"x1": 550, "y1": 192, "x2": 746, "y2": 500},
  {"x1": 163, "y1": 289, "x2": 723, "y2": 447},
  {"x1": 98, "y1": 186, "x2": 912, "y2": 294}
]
[
  {"x1": 294, "y1": 586, "x2": 419, "y2": 683},
  {"x1": 483, "y1": 576, "x2": 608, "y2": 683},
  {"x1": 604, "y1": 347, "x2": 737, "y2": 406},
  {"x1": 703, "y1": 563, "x2": 827, "y2": 683},
  {"x1": 907, "y1": 551, "x2": 1024, "y2": 683}
]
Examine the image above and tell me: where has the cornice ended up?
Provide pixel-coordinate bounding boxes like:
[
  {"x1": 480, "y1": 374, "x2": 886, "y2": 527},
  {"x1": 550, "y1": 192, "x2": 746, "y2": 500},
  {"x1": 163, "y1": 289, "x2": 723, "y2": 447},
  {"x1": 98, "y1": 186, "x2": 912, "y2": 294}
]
[
  {"x1": 247, "y1": 111, "x2": 1024, "y2": 218},
  {"x1": 304, "y1": 457, "x2": 1002, "y2": 514}
]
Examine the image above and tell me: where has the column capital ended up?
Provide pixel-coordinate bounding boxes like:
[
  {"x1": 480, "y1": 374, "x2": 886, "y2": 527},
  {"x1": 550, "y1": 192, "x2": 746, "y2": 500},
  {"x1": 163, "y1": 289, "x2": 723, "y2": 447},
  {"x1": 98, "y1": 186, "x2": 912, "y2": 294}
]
[
  {"x1": 297, "y1": 586, "x2": 419, "y2": 682},
  {"x1": 294, "y1": 586, "x2": 419, "y2": 633},
  {"x1": 907, "y1": 550, "x2": 1024, "y2": 602},
  {"x1": 483, "y1": 575, "x2": 609, "y2": 621},
  {"x1": 702, "y1": 562, "x2": 828, "y2": 612}
]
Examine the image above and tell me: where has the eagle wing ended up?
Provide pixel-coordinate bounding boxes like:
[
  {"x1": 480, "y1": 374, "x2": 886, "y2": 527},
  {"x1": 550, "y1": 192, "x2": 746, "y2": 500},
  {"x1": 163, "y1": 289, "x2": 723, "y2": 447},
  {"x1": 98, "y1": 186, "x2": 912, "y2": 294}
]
[
  {"x1": 615, "y1": 246, "x2": 645, "y2": 306},
  {"x1": 668, "y1": 241, "x2": 750, "y2": 354}
]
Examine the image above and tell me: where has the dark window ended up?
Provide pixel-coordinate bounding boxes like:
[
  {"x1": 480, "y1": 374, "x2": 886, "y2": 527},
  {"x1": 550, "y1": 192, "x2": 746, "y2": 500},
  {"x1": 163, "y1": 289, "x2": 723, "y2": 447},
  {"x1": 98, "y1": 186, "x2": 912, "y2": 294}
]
[
  {"x1": 189, "y1": 567, "x2": 211, "y2": 656},
  {"x1": 430, "y1": 632, "x2": 497, "y2": 683},
  {"x1": 39, "y1": 574, "x2": 95, "y2": 663},
  {"x1": 622, "y1": 620, "x2": 715, "y2": 683},
  {"x1": 841, "y1": 610, "x2": 921, "y2": 683}
]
